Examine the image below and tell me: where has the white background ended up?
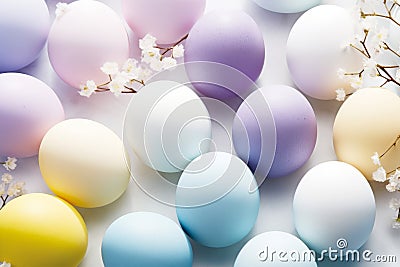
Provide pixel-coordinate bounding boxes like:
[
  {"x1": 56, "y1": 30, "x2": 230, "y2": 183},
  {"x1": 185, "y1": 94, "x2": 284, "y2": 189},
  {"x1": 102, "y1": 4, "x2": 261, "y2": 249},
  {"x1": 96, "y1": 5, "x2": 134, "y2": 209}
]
[{"x1": 11, "y1": 0, "x2": 400, "y2": 266}]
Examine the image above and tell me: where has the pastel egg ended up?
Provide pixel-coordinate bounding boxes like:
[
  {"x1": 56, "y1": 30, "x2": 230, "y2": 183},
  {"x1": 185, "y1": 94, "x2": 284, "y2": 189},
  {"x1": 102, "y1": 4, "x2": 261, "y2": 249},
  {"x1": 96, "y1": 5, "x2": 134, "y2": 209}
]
[
  {"x1": 0, "y1": 0, "x2": 50, "y2": 72},
  {"x1": 0, "y1": 193, "x2": 88, "y2": 267},
  {"x1": 176, "y1": 152, "x2": 260, "y2": 248},
  {"x1": 293, "y1": 161, "x2": 376, "y2": 252},
  {"x1": 0, "y1": 73, "x2": 65, "y2": 158},
  {"x1": 102, "y1": 212, "x2": 192, "y2": 267},
  {"x1": 184, "y1": 10, "x2": 265, "y2": 99},
  {"x1": 124, "y1": 80, "x2": 211, "y2": 173},
  {"x1": 252, "y1": 0, "x2": 321, "y2": 13},
  {"x1": 39, "y1": 119, "x2": 130, "y2": 208},
  {"x1": 287, "y1": 5, "x2": 363, "y2": 100},
  {"x1": 48, "y1": 0, "x2": 129, "y2": 89},
  {"x1": 234, "y1": 231, "x2": 317, "y2": 267},
  {"x1": 333, "y1": 88, "x2": 400, "y2": 180},
  {"x1": 233, "y1": 85, "x2": 316, "y2": 178},
  {"x1": 122, "y1": 0, "x2": 206, "y2": 44}
]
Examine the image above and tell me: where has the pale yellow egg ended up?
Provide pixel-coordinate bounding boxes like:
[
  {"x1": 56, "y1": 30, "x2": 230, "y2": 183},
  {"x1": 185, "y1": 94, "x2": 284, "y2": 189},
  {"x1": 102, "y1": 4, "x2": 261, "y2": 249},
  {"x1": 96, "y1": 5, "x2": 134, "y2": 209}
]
[
  {"x1": 333, "y1": 88, "x2": 400, "y2": 180},
  {"x1": 39, "y1": 119, "x2": 130, "y2": 208},
  {"x1": 0, "y1": 193, "x2": 87, "y2": 267}
]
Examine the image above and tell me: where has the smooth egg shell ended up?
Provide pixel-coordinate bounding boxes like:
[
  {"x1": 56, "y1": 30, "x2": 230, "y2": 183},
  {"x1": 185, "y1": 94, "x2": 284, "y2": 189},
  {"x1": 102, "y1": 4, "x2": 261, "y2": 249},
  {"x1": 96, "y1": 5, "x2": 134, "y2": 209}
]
[
  {"x1": 39, "y1": 119, "x2": 130, "y2": 208},
  {"x1": 252, "y1": 0, "x2": 321, "y2": 13},
  {"x1": 0, "y1": 73, "x2": 65, "y2": 158},
  {"x1": 293, "y1": 161, "x2": 376, "y2": 252},
  {"x1": 0, "y1": 193, "x2": 88, "y2": 267},
  {"x1": 333, "y1": 88, "x2": 400, "y2": 180}
]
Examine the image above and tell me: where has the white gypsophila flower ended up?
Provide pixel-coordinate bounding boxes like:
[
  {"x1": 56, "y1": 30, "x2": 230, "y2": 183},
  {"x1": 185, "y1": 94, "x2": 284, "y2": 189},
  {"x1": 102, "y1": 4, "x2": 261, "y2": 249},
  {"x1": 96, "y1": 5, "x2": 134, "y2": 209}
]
[
  {"x1": 161, "y1": 57, "x2": 177, "y2": 70},
  {"x1": 149, "y1": 59, "x2": 164, "y2": 72},
  {"x1": 172, "y1": 44, "x2": 185, "y2": 58},
  {"x1": 7, "y1": 182, "x2": 25, "y2": 197},
  {"x1": 122, "y1": 59, "x2": 139, "y2": 75},
  {"x1": 337, "y1": 68, "x2": 346, "y2": 80},
  {"x1": 389, "y1": 198, "x2": 400, "y2": 210},
  {"x1": 395, "y1": 69, "x2": 400, "y2": 82},
  {"x1": 350, "y1": 76, "x2": 363, "y2": 90},
  {"x1": 55, "y1": 2, "x2": 69, "y2": 19},
  {"x1": 0, "y1": 261, "x2": 11, "y2": 267},
  {"x1": 137, "y1": 67, "x2": 152, "y2": 82},
  {"x1": 3, "y1": 157, "x2": 17, "y2": 171},
  {"x1": 363, "y1": 58, "x2": 378, "y2": 77},
  {"x1": 1, "y1": 173, "x2": 13, "y2": 184},
  {"x1": 139, "y1": 34, "x2": 157, "y2": 50},
  {"x1": 0, "y1": 183, "x2": 5, "y2": 196},
  {"x1": 79, "y1": 80, "x2": 97, "y2": 98},
  {"x1": 100, "y1": 62, "x2": 119, "y2": 76},
  {"x1": 386, "y1": 182, "x2": 399, "y2": 193},
  {"x1": 392, "y1": 219, "x2": 400, "y2": 229},
  {"x1": 141, "y1": 48, "x2": 161, "y2": 64},
  {"x1": 358, "y1": 0, "x2": 381, "y2": 13},
  {"x1": 108, "y1": 78, "x2": 125, "y2": 96},
  {"x1": 371, "y1": 152, "x2": 381, "y2": 166},
  {"x1": 335, "y1": 88, "x2": 346, "y2": 102},
  {"x1": 372, "y1": 166, "x2": 387, "y2": 182}
]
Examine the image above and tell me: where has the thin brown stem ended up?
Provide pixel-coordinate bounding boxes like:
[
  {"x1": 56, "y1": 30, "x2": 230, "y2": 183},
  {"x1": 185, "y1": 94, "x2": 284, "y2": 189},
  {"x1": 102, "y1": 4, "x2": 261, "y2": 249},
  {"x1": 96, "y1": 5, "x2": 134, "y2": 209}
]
[
  {"x1": 1, "y1": 195, "x2": 9, "y2": 209},
  {"x1": 380, "y1": 135, "x2": 400, "y2": 158},
  {"x1": 382, "y1": 42, "x2": 400, "y2": 58},
  {"x1": 362, "y1": 12, "x2": 400, "y2": 27},
  {"x1": 350, "y1": 43, "x2": 369, "y2": 58}
]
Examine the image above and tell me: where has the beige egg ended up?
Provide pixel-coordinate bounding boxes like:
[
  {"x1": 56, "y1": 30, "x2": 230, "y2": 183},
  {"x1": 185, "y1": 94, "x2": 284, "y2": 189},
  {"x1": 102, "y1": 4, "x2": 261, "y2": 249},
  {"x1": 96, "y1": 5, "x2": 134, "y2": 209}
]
[
  {"x1": 333, "y1": 88, "x2": 400, "y2": 180},
  {"x1": 39, "y1": 119, "x2": 130, "y2": 208}
]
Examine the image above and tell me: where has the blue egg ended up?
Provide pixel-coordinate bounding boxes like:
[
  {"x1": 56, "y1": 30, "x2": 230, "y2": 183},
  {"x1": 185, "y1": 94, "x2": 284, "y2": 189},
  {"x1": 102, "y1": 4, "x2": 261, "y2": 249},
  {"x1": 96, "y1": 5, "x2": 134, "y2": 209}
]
[
  {"x1": 176, "y1": 152, "x2": 260, "y2": 248},
  {"x1": 252, "y1": 0, "x2": 321, "y2": 13},
  {"x1": 101, "y1": 212, "x2": 193, "y2": 267}
]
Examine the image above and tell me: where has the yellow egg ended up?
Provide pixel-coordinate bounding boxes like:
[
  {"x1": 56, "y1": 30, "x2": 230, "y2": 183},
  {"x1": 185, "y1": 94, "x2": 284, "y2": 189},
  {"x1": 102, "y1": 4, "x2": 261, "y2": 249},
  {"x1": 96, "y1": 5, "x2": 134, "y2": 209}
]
[
  {"x1": 0, "y1": 193, "x2": 88, "y2": 267},
  {"x1": 333, "y1": 88, "x2": 400, "y2": 180},
  {"x1": 39, "y1": 118, "x2": 130, "y2": 208}
]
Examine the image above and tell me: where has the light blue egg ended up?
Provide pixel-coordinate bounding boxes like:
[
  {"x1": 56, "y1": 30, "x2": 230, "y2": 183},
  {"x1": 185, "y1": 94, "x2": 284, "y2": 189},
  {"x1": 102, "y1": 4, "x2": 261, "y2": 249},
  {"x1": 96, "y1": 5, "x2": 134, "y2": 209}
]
[
  {"x1": 176, "y1": 152, "x2": 260, "y2": 248},
  {"x1": 0, "y1": 0, "x2": 50, "y2": 72},
  {"x1": 234, "y1": 231, "x2": 318, "y2": 267},
  {"x1": 252, "y1": 0, "x2": 321, "y2": 13},
  {"x1": 101, "y1": 212, "x2": 193, "y2": 267}
]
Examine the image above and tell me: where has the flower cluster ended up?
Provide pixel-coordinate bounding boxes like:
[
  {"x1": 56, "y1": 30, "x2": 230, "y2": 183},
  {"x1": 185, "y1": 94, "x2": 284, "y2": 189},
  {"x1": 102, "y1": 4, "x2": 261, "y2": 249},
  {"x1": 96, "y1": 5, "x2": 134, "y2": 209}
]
[
  {"x1": 0, "y1": 262, "x2": 10, "y2": 267},
  {"x1": 79, "y1": 34, "x2": 186, "y2": 97},
  {"x1": 336, "y1": 0, "x2": 400, "y2": 101},
  {"x1": 0, "y1": 157, "x2": 25, "y2": 209},
  {"x1": 370, "y1": 135, "x2": 400, "y2": 228}
]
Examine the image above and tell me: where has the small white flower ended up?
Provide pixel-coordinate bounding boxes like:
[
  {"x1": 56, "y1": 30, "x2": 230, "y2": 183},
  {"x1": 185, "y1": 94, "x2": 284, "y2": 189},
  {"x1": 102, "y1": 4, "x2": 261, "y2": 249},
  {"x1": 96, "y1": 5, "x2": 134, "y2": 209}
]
[
  {"x1": 141, "y1": 48, "x2": 161, "y2": 64},
  {"x1": 7, "y1": 182, "x2": 25, "y2": 197},
  {"x1": 0, "y1": 183, "x2": 5, "y2": 196},
  {"x1": 372, "y1": 166, "x2": 387, "y2": 182},
  {"x1": 0, "y1": 261, "x2": 11, "y2": 267},
  {"x1": 79, "y1": 80, "x2": 97, "y2": 98},
  {"x1": 363, "y1": 58, "x2": 378, "y2": 77},
  {"x1": 392, "y1": 219, "x2": 400, "y2": 229},
  {"x1": 100, "y1": 62, "x2": 119, "y2": 76},
  {"x1": 386, "y1": 182, "x2": 398, "y2": 192},
  {"x1": 149, "y1": 59, "x2": 164, "y2": 71},
  {"x1": 3, "y1": 157, "x2": 17, "y2": 171},
  {"x1": 389, "y1": 198, "x2": 400, "y2": 210},
  {"x1": 161, "y1": 57, "x2": 177, "y2": 70},
  {"x1": 139, "y1": 34, "x2": 157, "y2": 51},
  {"x1": 137, "y1": 67, "x2": 152, "y2": 82},
  {"x1": 1, "y1": 173, "x2": 13, "y2": 184},
  {"x1": 55, "y1": 2, "x2": 69, "y2": 19},
  {"x1": 335, "y1": 88, "x2": 346, "y2": 102},
  {"x1": 337, "y1": 68, "x2": 346, "y2": 80},
  {"x1": 350, "y1": 76, "x2": 363, "y2": 90},
  {"x1": 172, "y1": 44, "x2": 185, "y2": 58},
  {"x1": 370, "y1": 152, "x2": 381, "y2": 166},
  {"x1": 108, "y1": 78, "x2": 125, "y2": 96}
]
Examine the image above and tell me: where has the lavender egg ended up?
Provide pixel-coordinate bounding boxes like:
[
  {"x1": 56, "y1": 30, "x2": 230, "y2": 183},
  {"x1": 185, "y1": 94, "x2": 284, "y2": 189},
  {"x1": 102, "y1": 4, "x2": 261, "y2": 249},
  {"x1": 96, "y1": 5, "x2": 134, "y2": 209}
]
[
  {"x1": 0, "y1": 73, "x2": 65, "y2": 158},
  {"x1": 0, "y1": 0, "x2": 50, "y2": 72},
  {"x1": 233, "y1": 85, "x2": 317, "y2": 178},
  {"x1": 184, "y1": 10, "x2": 265, "y2": 99}
]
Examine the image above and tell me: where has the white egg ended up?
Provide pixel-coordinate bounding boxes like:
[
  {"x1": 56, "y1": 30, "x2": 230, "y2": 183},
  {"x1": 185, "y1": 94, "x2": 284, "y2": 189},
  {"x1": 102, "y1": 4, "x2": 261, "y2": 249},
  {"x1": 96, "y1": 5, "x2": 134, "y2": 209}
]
[
  {"x1": 124, "y1": 80, "x2": 211, "y2": 173},
  {"x1": 287, "y1": 5, "x2": 363, "y2": 100},
  {"x1": 293, "y1": 161, "x2": 375, "y2": 253},
  {"x1": 234, "y1": 231, "x2": 317, "y2": 267},
  {"x1": 252, "y1": 0, "x2": 321, "y2": 13}
]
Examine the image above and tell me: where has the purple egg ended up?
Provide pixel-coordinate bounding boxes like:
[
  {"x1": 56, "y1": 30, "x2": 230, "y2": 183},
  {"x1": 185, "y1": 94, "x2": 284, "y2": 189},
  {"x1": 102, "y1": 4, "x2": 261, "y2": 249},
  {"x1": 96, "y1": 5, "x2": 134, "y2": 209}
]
[
  {"x1": 184, "y1": 10, "x2": 265, "y2": 100},
  {"x1": 0, "y1": 73, "x2": 65, "y2": 158},
  {"x1": 233, "y1": 85, "x2": 317, "y2": 178},
  {"x1": 0, "y1": 0, "x2": 50, "y2": 72}
]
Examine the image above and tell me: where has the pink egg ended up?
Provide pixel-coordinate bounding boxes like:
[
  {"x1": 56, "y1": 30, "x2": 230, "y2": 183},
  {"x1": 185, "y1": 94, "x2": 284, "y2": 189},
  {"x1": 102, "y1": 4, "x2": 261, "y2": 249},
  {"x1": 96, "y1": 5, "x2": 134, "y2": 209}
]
[
  {"x1": 0, "y1": 73, "x2": 65, "y2": 158},
  {"x1": 122, "y1": 0, "x2": 206, "y2": 44},
  {"x1": 48, "y1": 0, "x2": 129, "y2": 89}
]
